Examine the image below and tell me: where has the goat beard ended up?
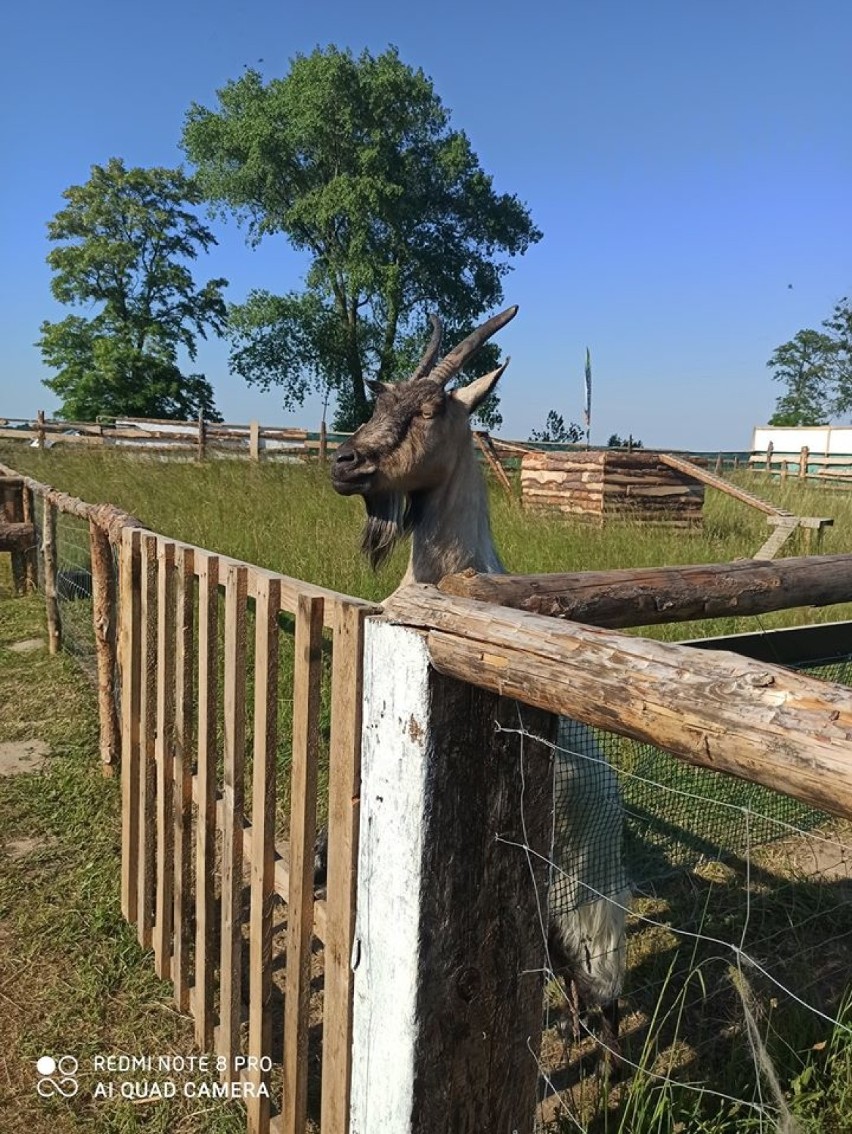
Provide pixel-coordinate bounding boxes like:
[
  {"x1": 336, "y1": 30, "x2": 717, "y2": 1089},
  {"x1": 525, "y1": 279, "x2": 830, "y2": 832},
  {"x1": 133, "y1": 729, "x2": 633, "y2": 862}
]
[{"x1": 360, "y1": 492, "x2": 412, "y2": 570}]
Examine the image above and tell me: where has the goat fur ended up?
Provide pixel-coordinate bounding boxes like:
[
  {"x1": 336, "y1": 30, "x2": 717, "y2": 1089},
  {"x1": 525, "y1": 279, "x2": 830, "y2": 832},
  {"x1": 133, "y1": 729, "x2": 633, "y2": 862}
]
[{"x1": 331, "y1": 309, "x2": 630, "y2": 1056}]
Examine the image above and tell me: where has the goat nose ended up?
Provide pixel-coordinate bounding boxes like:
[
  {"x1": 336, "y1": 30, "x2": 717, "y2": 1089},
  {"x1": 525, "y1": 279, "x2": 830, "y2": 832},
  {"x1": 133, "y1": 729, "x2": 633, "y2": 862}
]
[{"x1": 335, "y1": 444, "x2": 358, "y2": 466}]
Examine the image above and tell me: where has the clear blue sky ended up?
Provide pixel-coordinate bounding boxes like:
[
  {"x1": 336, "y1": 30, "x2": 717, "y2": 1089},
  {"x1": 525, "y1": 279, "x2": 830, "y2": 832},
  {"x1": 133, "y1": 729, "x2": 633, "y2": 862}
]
[{"x1": 2, "y1": 0, "x2": 850, "y2": 450}]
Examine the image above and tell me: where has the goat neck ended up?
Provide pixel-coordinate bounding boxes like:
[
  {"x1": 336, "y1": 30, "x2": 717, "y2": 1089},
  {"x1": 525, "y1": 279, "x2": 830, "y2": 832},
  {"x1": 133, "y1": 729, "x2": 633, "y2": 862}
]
[{"x1": 396, "y1": 437, "x2": 504, "y2": 591}]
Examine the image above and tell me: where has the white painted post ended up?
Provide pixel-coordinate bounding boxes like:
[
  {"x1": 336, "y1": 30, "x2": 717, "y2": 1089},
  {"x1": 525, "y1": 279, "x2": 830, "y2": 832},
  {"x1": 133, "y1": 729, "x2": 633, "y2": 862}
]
[{"x1": 350, "y1": 619, "x2": 555, "y2": 1134}]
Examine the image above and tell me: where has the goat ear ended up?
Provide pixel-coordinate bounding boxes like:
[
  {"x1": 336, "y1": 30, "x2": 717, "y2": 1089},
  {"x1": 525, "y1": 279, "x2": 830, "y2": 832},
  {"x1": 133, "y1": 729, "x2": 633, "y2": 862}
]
[
  {"x1": 366, "y1": 378, "x2": 393, "y2": 397},
  {"x1": 451, "y1": 359, "x2": 510, "y2": 414}
]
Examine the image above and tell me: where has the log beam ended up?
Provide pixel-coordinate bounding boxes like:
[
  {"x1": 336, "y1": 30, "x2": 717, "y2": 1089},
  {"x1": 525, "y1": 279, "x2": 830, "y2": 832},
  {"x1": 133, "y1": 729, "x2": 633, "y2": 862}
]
[
  {"x1": 383, "y1": 586, "x2": 852, "y2": 819},
  {"x1": 438, "y1": 553, "x2": 852, "y2": 629}
]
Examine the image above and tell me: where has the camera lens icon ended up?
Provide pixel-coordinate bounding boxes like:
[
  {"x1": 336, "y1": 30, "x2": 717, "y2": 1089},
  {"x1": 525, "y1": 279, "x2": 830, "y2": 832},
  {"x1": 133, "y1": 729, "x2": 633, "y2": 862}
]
[{"x1": 37, "y1": 1054, "x2": 79, "y2": 1098}]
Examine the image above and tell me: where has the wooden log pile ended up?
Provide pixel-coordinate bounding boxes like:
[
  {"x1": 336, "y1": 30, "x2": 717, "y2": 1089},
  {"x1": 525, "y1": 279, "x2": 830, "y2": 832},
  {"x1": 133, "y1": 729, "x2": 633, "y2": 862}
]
[{"x1": 521, "y1": 449, "x2": 705, "y2": 526}]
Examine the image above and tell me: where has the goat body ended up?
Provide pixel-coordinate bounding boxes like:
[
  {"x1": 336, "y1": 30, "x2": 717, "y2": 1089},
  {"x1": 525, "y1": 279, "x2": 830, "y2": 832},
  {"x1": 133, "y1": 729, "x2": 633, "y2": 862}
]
[{"x1": 331, "y1": 307, "x2": 629, "y2": 1059}]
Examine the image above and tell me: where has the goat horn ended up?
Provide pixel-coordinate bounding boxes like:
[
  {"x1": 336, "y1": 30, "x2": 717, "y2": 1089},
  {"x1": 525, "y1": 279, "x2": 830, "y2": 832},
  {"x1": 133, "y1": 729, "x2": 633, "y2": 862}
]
[
  {"x1": 410, "y1": 314, "x2": 443, "y2": 380},
  {"x1": 428, "y1": 305, "x2": 519, "y2": 387}
]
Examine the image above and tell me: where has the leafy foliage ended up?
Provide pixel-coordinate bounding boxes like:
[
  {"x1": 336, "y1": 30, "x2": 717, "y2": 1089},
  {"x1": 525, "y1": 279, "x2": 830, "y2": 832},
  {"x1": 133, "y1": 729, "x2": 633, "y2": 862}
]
[
  {"x1": 767, "y1": 298, "x2": 852, "y2": 425},
  {"x1": 529, "y1": 410, "x2": 583, "y2": 444},
  {"x1": 38, "y1": 158, "x2": 227, "y2": 420},
  {"x1": 182, "y1": 46, "x2": 541, "y2": 430},
  {"x1": 607, "y1": 432, "x2": 643, "y2": 448}
]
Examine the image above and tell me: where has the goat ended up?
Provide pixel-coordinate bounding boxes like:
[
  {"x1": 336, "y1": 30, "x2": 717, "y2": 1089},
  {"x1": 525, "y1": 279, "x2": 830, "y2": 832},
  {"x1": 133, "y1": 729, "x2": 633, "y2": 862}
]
[{"x1": 329, "y1": 306, "x2": 630, "y2": 1062}]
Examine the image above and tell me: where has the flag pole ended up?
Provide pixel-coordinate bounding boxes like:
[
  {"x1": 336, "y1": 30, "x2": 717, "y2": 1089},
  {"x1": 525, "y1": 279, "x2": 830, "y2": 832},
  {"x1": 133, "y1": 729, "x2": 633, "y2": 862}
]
[{"x1": 583, "y1": 347, "x2": 592, "y2": 448}]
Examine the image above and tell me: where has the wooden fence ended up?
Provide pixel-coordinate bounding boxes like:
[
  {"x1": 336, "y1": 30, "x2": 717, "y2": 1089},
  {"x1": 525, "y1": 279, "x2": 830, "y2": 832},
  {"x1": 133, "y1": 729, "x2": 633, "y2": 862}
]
[
  {"x1": 0, "y1": 412, "x2": 345, "y2": 461},
  {"x1": 117, "y1": 528, "x2": 377, "y2": 1133},
  {"x1": 3, "y1": 463, "x2": 852, "y2": 1131},
  {"x1": 750, "y1": 442, "x2": 852, "y2": 484}
]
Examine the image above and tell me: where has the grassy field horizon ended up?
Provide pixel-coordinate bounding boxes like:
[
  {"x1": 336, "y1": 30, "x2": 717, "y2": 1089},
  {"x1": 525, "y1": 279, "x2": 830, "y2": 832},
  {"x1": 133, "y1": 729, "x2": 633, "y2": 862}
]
[{"x1": 3, "y1": 444, "x2": 852, "y2": 643}]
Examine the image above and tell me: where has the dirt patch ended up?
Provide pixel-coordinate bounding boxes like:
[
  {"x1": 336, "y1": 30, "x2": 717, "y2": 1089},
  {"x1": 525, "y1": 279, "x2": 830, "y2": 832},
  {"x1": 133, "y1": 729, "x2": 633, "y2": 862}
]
[
  {"x1": 6, "y1": 637, "x2": 46, "y2": 654},
  {"x1": 3, "y1": 835, "x2": 53, "y2": 860},
  {"x1": 0, "y1": 738, "x2": 50, "y2": 776}
]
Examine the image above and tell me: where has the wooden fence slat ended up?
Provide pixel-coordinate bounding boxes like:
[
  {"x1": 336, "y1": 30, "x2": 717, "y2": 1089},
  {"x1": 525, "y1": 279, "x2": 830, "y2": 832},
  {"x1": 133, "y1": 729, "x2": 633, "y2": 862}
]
[
  {"x1": 246, "y1": 576, "x2": 282, "y2": 1134},
  {"x1": 321, "y1": 601, "x2": 367, "y2": 1134},
  {"x1": 154, "y1": 541, "x2": 177, "y2": 979},
  {"x1": 90, "y1": 520, "x2": 121, "y2": 773},
  {"x1": 172, "y1": 546, "x2": 195, "y2": 1012},
  {"x1": 42, "y1": 496, "x2": 61, "y2": 654},
  {"x1": 21, "y1": 485, "x2": 37, "y2": 590},
  {"x1": 281, "y1": 593, "x2": 325, "y2": 1133},
  {"x1": 120, "y1": 529, "x2": 142, "y2": 921},
  {"x1": 194, "y1": 553, "x2": 219, "y2": 1050},
  {"x1": 220, "y1": 563, "x2": 248, "y2": 1075},
  {"x1": 137, "y1": 534, "x2": 158, "y2": 948}
]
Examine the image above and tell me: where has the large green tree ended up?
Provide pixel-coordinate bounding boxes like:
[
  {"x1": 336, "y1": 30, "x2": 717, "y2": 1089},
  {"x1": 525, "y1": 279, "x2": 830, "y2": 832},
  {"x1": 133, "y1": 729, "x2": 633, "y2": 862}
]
[
  {"x1": 38, "y1": 158, "x2": 227, "y2": 420},
  {"x1": 181, "y1": 46, "x2": 541, "y2": 430},
  {"x1": 767, "y1": 297, "x2": 852, "y2": 426}
]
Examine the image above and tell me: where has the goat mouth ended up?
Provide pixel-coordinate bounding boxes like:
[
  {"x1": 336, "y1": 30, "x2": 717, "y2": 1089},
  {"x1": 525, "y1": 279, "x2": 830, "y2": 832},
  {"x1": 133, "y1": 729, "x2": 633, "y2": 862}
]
[{"x1": 331, "y1": 469, "x2": 376, "y2": 496}]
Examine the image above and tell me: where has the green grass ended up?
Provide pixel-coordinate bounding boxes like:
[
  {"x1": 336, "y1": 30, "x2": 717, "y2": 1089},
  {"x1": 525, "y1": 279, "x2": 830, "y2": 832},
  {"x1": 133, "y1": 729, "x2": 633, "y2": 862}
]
[
  {"x1": 2, "y1": 445, "x2": 851, "y2": 1133},
  {"x1": 0, "y1": 568, "x2": 247, "y2": 1133}
]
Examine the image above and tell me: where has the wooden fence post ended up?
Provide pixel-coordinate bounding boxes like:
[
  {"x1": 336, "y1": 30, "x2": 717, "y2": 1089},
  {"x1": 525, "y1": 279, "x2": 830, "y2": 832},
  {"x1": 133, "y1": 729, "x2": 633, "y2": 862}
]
[
  {"x1": 1, "y1": 477, "x2": 27, "y2": 594},
  {"x1": 36, "y1": 409, "x2": 45, "y2": 450},
  {"x1": 799, "y1": 446, "x2": 809, "y2": 479},
  {"x1": 197, "y1": 412, "x2": 206, "y2": 462},
  {"x1": 765, "y1": 440, "x2": 774, "y2": 472},
  {"x1": 21, "y1": 486, "x2": 37, "y2": 590},
  {"x1": 42, "y1": 497, "x2": 61, "y2": 653},
  {"x1": 318, "y1": 419, "x2": 328, "y2": 465},
  {"x1": 349, "y1": 619, "x2": 555, "y2": 1134},
  {"x1": 89, "y1": 520, "x2": 121, "y2": 774},
  {"x1": 249, "y1": 419, "x2": 261, "y2": 461}
]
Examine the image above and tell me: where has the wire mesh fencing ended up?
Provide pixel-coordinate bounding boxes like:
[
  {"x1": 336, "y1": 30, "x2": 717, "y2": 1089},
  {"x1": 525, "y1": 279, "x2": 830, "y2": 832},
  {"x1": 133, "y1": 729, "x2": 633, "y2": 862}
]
[
  {"x1": 510, "y1": 654, "x2": 852, "y2": 1134},
  {"x1": 29, "y1": 503, "x2": 102, "y2": 678}
]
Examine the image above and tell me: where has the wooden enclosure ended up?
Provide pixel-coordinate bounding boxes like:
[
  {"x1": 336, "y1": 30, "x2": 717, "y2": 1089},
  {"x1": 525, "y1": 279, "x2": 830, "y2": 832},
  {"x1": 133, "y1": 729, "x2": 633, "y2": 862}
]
[
  {"x1": 4, "y1": 459, "x2": 852, "y2": 1133},
  {"x1": 521, "y1": 449, "x2": 705, "y2": 526}
]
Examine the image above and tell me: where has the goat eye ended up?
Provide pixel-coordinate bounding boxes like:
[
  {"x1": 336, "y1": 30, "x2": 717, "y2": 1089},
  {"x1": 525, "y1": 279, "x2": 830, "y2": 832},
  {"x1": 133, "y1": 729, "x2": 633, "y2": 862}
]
[{"x1": 419, "y1": 398, "x2": 444, "y2": 419}]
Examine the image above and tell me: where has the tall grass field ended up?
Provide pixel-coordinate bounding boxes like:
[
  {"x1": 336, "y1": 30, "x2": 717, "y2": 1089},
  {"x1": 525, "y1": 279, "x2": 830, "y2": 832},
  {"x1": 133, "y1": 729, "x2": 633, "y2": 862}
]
[{"x1": 4, "y1": 445, "x2": 852, "y2": 637}]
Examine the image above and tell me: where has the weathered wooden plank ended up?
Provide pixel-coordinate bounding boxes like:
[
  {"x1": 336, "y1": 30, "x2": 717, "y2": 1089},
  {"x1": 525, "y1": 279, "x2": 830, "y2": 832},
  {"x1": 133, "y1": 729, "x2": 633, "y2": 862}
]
[
  {"x1": 439, "y1": 552, "x2": 852, "y2": 629},
  {"x1": 0, "y1": 480, "x2": 28, "y2": 593},
  {"x1": 321, "y1": 601, "x2": 367, "y2": 1134},
  {"x1": 90, "y1": 520, "x2": 121, "y2": 772},
  {"x1": 172, "y1": 545, "x2": 195, "y2": 1012},
  {"x1": 154, "y1": 541, "x2": 177, "y2": 979},
  {"x1": 385, "y1": 586, "x2": 852, "y2": 819},
  {"x1": 21, "y1": 486, "x2": 37, "y2": 590},
  {"x1": 194, "y1": 553, "x2": 219, "y2": 1051},
  {"x1": 42, "y1": 497, "x2": 61, "y2": 654},
  {"x1": 120, "y1": 529, "x2": 142, "y2": 921},
  {"x1": 220, "y1": 563, "x2": 249, "y2": 1075},
  {"x1": 522, "y1": 449, "x2": 605, "y2": 470},
  {"x1": 137, "y1": 534, "x2": 158, "y2": 948},
  {"x1": 659, "y1": 452, "x2": 789, "y2": 517},
  {"x1": 282, "y1": 594, "x2": 324, "y2": 1134},
  {"x1": 246, "y1": 575, "x2": 281, "y2": 1133},
  {"x1": 753, "y1": 516, "x2": 799, "y2": 560}
]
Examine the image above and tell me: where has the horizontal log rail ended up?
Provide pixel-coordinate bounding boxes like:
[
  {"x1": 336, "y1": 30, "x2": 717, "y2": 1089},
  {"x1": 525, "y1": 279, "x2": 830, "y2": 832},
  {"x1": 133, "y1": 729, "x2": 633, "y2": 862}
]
[
  {"x1": 438, "y1": 552, "x2": 852, "y2": 629},
  {"x1": 384, "y1": 585, "x2": 852, "y2": 819}
]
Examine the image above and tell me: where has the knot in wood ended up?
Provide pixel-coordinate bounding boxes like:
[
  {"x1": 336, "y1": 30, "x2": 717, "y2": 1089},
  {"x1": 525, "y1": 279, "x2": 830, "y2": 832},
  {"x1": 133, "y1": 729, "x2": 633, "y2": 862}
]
[
  {"x1": 716, "y1": 672, "x2": 777, "y2": 696},
  {"x1": 456, "y1": 965, "x2": 482, "y2": 1003}
]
